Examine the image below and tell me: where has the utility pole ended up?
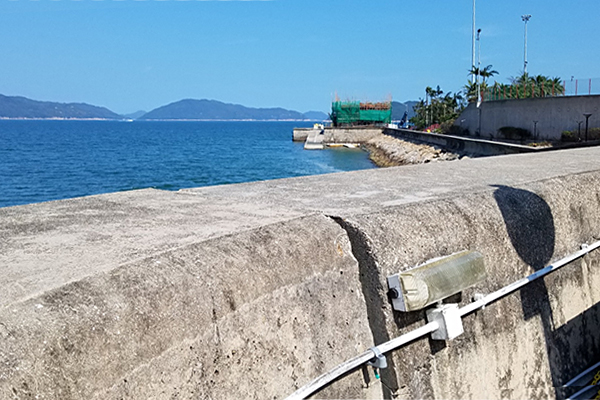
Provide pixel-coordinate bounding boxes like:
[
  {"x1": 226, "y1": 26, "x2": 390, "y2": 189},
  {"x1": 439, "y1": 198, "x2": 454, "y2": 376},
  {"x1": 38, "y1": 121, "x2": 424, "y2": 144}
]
[{"x1": 522, "y1": 14, "x2": 532, "y2": 74}]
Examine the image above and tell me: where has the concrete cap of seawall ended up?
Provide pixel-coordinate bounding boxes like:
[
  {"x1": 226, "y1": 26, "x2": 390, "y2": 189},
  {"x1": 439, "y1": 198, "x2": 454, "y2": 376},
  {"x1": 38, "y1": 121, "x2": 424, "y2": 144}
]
[{"x1": 3, "y1": 146, "x2": 600, "y2": 307}]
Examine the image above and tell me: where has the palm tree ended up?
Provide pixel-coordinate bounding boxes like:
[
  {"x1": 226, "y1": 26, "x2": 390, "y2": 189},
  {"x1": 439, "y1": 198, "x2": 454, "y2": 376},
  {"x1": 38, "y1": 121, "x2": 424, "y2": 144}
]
[
  {"x1": 509, "y1": 73, "x2": 564, "y2": 98},
  {"x1": 468, "y1": 64, "x2": 498, "y2": 84}
]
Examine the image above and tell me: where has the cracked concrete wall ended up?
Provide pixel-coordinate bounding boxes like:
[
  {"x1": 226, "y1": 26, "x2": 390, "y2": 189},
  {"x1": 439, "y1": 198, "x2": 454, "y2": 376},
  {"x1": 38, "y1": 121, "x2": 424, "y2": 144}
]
[
  {"x1": 3, "y1": 149, "x2": 600, "y2": 399},
  {"x1": 1, "y1": 215, "x2": 379, "y2": 399},
  {"x1": 335, "y1": 172, "x2": 600, "y2": 399}
]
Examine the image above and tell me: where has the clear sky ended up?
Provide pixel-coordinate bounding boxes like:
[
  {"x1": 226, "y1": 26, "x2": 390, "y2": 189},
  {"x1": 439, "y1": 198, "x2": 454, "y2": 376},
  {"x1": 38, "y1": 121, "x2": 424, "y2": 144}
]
[{"x1": 0, "y1": 0, "x2": 598, "y2": 115}]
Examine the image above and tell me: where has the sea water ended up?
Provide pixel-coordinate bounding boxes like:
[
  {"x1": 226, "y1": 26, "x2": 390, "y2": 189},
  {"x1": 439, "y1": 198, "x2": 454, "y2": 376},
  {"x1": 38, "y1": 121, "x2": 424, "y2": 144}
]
[{"x1": 0, "y1": 120, "x2": 375, "y2": 208}]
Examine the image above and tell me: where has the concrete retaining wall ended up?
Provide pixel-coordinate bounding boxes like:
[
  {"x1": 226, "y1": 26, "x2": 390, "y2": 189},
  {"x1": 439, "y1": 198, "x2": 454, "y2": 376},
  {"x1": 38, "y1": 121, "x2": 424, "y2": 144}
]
[
  {"x1": 3, "y1": 147, "x2": 600, "y2": 399},
  {"x1": 383, "y1": 127, "x2": 538, "y2": 156},
  {"x1": 341, "y1": 173, "x2": 600, "y2": 398},
  {"x1": 457, "y1": 95, "x2": 600, "y2": 140},
  {"x1": 322, "y1": 127, "x2": 383, "y2": 144},
  {"x1": 293, "y1": 127, "x2": 383, "y2": 143}
]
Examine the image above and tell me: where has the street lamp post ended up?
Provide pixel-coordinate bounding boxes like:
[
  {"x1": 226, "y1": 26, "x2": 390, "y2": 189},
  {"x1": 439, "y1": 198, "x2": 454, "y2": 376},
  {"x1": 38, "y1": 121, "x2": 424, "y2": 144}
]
[
  {"x1": 578, "y1": 121, "x2": 583, "y2": 141},
  {"x1": 522, "y1": 14, "x2": 532, "y2": 74},
  {"x1": 584, "y1": 113, "x2": 592, "y2": 141}
]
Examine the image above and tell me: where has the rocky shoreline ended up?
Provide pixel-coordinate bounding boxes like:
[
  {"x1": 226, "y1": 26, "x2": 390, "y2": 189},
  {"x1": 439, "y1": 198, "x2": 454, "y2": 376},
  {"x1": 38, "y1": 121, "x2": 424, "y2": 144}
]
[{"x1": 363, "y1": 133, "x2": 467, "y2": 167}]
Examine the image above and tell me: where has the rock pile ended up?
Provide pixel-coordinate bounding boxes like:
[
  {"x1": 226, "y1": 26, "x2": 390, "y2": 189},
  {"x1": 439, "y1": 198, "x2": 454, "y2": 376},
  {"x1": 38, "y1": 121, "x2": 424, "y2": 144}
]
[{"x1": 364, "y1": 134, "x2": 467, "y2": 167}]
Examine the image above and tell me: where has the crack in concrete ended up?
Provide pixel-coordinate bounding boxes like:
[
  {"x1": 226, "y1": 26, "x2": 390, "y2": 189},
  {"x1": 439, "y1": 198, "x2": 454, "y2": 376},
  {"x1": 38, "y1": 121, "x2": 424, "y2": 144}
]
[{"x1": 328, "y1": 215, "x2": 400, "y2": 399}]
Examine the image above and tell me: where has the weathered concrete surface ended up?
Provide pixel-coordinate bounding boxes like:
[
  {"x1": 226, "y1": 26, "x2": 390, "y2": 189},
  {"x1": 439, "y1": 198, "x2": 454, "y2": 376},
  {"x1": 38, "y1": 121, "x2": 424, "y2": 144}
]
[
  {"x1": 1, "y1": 214, "x2": 377, "y2": 399},
  {"x1": 322, "y1": 127, "x2": 383, "y2": 144},
  {"x1": 304, "y1": 129, "x2": 324, "y2": 150},
  {"x1": 338, "y1": 175, "x2": 600, "y2": 398},
  {"x1": 293, "y1": 128, "x2": 315, "y2": 142},
  {"x1": 384, "y1": 127, "x2": 540, "y2": 156},
  {"x1": 3, "y1": 146, "x2": 600, "y2": 399},
  {"x1": 293, "y1": 127, "x2": 382, "y2": 143},
  {"x1": 457, "y1": 95, "x2": 600, "y2": 140}
]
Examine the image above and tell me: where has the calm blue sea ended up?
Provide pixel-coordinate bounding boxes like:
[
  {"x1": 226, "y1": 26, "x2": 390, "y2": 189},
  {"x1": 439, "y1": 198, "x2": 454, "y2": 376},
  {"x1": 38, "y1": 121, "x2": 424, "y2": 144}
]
[{"x1": 0, "y1": 120, "x2": 375, "y2": 208}]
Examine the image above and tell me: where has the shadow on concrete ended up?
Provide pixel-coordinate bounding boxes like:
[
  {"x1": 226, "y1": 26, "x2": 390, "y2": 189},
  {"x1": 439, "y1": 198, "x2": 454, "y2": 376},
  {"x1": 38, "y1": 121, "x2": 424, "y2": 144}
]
[
  {"x1": 553, "y1": 300, "x2": 600, "y2": 399},
  {"x1": 493, "y1": 185, "x2": 558, "y2": 396},
  {"x1": 493, "y1": 185, "x2": 600, "y2": 397},
  {"x1": 492, "y1": 185, "x2": 555, "y2": 271}
]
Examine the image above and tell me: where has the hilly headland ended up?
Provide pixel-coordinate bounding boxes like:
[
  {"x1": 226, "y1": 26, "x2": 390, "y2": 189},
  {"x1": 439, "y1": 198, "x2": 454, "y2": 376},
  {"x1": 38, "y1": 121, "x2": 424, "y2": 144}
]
[{"x1": 0, "y1": 94, "x2": 330, "y2": 121}]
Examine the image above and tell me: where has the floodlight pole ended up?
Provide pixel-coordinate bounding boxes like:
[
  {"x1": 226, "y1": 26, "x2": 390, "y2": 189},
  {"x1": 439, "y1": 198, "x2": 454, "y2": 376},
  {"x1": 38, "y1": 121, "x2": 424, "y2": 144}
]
[
  {"x1": 522, "y1": 14, "x2": 532, "y2": 74},
  {"x1": 471, "y1": 0, "x2": 476, "y2": 84},
  {"x1": 476, "y1": 28, "x2": 482, "y2": 106},
  {"x1": 476, "y1": 28, "x2": 482, "y2": 136}
]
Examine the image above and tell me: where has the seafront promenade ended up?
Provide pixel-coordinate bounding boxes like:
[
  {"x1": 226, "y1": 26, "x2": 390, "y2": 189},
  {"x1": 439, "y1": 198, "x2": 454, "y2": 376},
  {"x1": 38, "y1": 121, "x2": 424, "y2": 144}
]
[{"x1": 2, "y1": 146, "x2": 600, "y2": 398}]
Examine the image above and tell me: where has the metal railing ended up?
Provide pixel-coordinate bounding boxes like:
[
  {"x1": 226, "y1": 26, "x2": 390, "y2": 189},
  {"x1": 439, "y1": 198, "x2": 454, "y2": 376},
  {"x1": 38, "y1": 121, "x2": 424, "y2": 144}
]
[{"x1": 481, "y1": 77, "x2": 600, "y2": 102}]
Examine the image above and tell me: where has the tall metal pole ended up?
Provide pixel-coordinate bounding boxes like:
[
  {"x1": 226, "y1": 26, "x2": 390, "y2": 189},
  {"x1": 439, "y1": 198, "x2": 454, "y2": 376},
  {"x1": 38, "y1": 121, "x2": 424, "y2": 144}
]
[
  {"x1": 476, "y1": 29, "x2": 482, "y2": 136},
  {"x1": 471, "y1": 0, "x2": 476, "y2": 84},
  {"x1": 522, "y1": 14, "x2": 532, "y2": 74},
  {"x1": 476, "y1": 29, "x2": 481, "y2": 107}
]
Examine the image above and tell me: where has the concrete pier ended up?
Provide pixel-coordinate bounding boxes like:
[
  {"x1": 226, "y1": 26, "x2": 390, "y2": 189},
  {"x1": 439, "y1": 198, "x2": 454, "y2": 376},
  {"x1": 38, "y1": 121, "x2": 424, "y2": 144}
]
[{"x1": 2, "y1": 147, "x2": 600, "y2": 398}]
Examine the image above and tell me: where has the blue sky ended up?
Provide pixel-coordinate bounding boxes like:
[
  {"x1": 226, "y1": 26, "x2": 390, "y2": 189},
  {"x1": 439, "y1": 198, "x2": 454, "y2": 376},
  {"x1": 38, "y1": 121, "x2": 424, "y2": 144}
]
[{"x1": 0, "y1": 0, "x2": 597, "y2": 115}]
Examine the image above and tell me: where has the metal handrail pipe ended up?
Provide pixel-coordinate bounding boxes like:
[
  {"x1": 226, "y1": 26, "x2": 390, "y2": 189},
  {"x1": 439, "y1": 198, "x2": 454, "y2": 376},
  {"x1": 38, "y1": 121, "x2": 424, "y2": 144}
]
[
  {"x1": 459, "y1": 240, "x2": 600, "y2": 317},
  {"x1": 286, "y1": 321, "x2": 439, "y2": 400}
]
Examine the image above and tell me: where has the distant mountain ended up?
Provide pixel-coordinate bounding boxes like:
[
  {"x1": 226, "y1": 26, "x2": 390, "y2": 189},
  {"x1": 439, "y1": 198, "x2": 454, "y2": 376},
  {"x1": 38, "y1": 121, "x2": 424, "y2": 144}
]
[
  {"x1": 123, "y1": 110, "x2": 147, "y2": 120},
  {"x1": 303, "y1": 111, "x2": 328, "y2": 121},
  {"x1": 0, "y1": 94, "x2": 123, "y2": 119},
  {"x1": 139, "y1": 99, "x2": 308, "y2": 121},
  {"x1": 391, "y1": 101, "x2": 418, "y2": 121}
]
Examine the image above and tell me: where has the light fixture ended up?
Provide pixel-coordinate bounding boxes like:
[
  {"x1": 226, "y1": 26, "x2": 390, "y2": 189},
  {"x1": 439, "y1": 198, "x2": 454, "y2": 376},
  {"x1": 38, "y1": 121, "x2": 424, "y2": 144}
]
[{"x1": 387, "y1": 251, "x2": 487, "y2": 312}]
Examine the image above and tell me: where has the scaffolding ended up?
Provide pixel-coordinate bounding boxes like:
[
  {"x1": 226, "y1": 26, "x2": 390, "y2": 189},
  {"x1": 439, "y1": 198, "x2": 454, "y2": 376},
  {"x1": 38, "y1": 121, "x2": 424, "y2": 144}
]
[{"x1": 331, "y1": 101, "x2": 392, "y2": 126}]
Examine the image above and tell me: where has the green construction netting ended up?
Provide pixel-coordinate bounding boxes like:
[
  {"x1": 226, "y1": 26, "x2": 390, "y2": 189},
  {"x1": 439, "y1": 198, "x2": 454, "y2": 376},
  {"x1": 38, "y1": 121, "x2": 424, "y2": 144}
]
[{"x1": 331, "y1": 101, "x2": 392, "y2": 125}]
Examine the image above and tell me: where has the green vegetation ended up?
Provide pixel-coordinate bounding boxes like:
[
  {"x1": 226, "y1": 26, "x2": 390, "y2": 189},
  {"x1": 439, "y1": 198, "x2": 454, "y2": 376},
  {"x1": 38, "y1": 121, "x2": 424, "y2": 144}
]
[
  {"x1": 484, "y1": 73, "x2": 564, "y2": 101},
  {"x1": 411, "y1": 66, "x2": 567, "y2": 135},
  {"x1": 497, "y1": 126, "x2": 531, "y2": 141},
  {"x1": 561, "y1": 128, "x2": 600, "y2": 142},
  {"x1": 464, "y1": 65, "x2": 498, "y2": 102},
  {"x1": 409, "y1": 86, "x2": 465, "y2": 131}
]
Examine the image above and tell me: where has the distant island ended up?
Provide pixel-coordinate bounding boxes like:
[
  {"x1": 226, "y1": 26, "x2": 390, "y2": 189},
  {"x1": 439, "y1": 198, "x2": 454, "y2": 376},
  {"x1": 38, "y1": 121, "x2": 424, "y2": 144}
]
[
  {"x1": 138, "y1": 99, "x2": 326, "y2": 121},
  {"x1": 0, "y1": 93, "x2": 415, "y2": 122},
  {"x1": 0, "y1": 94, "x2": 123, "y2": 120}
]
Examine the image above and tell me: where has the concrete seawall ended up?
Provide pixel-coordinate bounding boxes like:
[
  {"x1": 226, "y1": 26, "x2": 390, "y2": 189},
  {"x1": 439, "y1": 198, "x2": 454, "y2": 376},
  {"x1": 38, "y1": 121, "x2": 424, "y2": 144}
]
[
  {"x1": 293, "y1": 127, "x2": 383, "y2": 143},
  {"x1": 2, "y1": 147, "x2": 600, "y2": 398}
]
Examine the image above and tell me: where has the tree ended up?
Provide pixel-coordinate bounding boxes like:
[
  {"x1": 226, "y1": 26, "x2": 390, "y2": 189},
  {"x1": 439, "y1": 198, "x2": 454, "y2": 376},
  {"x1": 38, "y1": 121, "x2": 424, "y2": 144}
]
[
  {"x1": 465, "y1": 65, "x2": 498, "y2": 103},
  {"x1": 410, "y1": 86, "x2": 466, "y2": 130},
  {"x1": 468, "y1": 64, "x2": 498, "y2": 83}
]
